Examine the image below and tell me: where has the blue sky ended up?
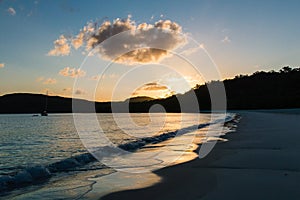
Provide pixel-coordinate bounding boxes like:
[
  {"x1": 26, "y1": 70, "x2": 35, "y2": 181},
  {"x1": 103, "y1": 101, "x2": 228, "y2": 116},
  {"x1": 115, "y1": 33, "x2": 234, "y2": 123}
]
[{"x1": 0, "y1": 0, "x2": 300, "y2": 101}]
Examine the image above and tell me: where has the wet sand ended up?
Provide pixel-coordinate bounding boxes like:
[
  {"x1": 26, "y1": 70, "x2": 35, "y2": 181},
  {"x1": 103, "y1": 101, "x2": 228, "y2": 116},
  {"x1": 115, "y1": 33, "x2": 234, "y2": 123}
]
[{"x1": 101, "y1": 111, "x2": 300, "y2": 200}]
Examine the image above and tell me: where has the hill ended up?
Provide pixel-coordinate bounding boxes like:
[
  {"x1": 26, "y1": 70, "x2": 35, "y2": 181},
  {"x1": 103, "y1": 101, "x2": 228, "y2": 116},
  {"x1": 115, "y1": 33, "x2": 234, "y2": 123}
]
[{"x1": 0, "y1": 66, "x2": 299, "y2": 113}]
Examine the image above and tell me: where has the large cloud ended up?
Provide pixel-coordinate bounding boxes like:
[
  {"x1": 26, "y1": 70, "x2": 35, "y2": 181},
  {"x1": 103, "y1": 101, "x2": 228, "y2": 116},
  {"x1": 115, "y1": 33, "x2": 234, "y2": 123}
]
[{"x1": 48, "y1": 17, "x2": 186, "y2": 65}]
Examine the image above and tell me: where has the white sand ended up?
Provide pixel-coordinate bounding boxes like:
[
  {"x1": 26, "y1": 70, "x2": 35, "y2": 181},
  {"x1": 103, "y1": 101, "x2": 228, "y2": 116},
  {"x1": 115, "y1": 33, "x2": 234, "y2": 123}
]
[{"x1": 102, "y1": 111, "x2": 300, "y2": 200}]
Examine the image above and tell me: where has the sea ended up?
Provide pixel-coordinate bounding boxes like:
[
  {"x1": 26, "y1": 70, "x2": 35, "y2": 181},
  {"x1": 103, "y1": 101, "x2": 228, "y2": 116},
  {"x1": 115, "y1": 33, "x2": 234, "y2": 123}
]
[{"x1": 0, "y1": 113, "x2": 236, "y2": 199}]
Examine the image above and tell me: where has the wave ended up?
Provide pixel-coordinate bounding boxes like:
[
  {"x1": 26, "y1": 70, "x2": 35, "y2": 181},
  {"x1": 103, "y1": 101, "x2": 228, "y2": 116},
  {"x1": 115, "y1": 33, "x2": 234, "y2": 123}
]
[
  {"x1": 118, "y1": 122, "x2": 211, "y2": 151},
  {"x1": 0, "y1": 113, "x2": 236, "y2": 195}
]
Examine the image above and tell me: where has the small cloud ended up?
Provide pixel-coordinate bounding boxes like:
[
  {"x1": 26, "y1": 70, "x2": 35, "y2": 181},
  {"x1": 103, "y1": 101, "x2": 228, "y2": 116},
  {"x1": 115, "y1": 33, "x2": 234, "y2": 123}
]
[
  {"x1": 7, "y1": 7, "x2": 16, "y2": 16},
  {"x1": 62, "y1": 87, "x2": 72, "y2": 95},
  {"x1": 48, "y1": 35, "x2": 71, "y2": 56},
  {"x1": 90, "y1": 73, "x2": 118, "y2": 81},
  {"x1": 180, "y1": 45, "x2": 203, "y2": 56},
  {"x1": 221, "y1": 36, "x2": 231, "y2": 43},
  {"x1": 43, "y1": 78, "x2": 57, "y2": 85},
  {"x1": 221, "y1": 28, "x2": 231, "y2": 35},
  {"x1": 103, "y1": 73, "x2": 118, "y2": 79},
  {"x1": 59, "y1": 67, "x2": 86, "y2": 78},
  {"x1": 89, "y1": 75, "x2": 100, "y2": 81},
  {"x1": 74, "y1": 88, "x2": 86, "y2": 95},
  {"x1": 36, "y1": 76, "x2": 44, "y2": 82},
  {"x1": 63, "y1": 87, "x2": 72, "y2": 92},
  {"x1": 36, "y1": 77, "x2": 57, "y2": 84},
  {"x1": 0, "y1": 63, "x2": 4, "y2": 68},
  {"x1": 27, "y1": 11, "x2": 33, "y2": 17}
]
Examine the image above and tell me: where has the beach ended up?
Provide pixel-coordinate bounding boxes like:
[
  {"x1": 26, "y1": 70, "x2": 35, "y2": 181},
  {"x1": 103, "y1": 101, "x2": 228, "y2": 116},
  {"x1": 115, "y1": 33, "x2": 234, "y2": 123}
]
[
  {"x1": 1, "y1": 1, "x2": 300, "y2": 199},
  {"x1": 102, "y1": 111, "x2": 300, "y2": 200}
]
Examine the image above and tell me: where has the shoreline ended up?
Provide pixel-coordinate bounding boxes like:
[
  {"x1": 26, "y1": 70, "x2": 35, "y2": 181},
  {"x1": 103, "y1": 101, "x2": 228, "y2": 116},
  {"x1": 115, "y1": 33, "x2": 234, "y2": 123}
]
[{"x1": 101, "y1": 111, "x2": 300, "y2": 200}]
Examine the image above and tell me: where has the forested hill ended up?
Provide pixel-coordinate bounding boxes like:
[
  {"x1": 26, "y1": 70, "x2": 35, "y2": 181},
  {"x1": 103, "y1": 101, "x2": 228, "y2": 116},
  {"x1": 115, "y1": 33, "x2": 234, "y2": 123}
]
[
  {"x1": 128, "y1": 66, "x2": 300, "y2": 111},
  {"x1": 195, "y1": 66, "x2": 300, "y2": 110},
  {"x1": 0, "y1": 93, "x2": 106, "y2": 114},
  {"x1": 0, "y1": 66, "x2": 299, "y2": 113}
]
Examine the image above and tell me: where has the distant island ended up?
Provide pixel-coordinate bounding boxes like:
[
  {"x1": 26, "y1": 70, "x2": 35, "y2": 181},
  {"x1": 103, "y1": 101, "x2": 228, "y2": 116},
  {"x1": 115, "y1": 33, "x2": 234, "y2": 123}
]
[{"x1": 0, "y1": 66, "x2": 299, "y2": 114}]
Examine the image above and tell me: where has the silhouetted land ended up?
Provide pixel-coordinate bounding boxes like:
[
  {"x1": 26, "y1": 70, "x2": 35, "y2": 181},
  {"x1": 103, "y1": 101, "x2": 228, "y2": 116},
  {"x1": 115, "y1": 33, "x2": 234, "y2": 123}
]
[{"x1": 0, "y1": 66, "x2": 299, "y2": 114}]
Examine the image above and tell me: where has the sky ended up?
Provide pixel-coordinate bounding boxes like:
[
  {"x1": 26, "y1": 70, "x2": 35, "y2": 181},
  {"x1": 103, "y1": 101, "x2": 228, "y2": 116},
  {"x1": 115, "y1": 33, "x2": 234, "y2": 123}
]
[{"x1": 0, "y1": 0, "x2": 300, "y2": 101}]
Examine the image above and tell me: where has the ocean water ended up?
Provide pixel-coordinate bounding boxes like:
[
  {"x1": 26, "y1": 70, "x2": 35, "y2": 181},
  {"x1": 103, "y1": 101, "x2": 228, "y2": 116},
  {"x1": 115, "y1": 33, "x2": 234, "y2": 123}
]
[{"x1": 0, "y1": 113, "x2": 235, "y2": 199}]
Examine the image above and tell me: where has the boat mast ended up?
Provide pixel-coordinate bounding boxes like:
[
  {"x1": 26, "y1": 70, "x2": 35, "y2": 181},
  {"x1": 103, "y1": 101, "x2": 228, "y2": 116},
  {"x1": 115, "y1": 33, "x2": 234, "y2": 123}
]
[
  {"x1": 41, "y1": 91, "x2": 48, "y2": 116},
  {"x1": 45, "y1": 90, "x2": 48, "y2": 111}
]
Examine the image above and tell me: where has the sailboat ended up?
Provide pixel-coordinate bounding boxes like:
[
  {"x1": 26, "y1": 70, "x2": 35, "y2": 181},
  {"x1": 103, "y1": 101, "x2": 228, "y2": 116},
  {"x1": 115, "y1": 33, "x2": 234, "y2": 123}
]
[{"x1": 41, "y1": 91, "x2": 48, "y2": 116}]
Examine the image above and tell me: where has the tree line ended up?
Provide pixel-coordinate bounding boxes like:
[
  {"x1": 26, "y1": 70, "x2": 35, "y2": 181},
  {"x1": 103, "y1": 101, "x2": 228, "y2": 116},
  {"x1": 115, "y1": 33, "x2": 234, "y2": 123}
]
[{"x1": 0, "y1": 66, "x2": 299, "y2": 113}]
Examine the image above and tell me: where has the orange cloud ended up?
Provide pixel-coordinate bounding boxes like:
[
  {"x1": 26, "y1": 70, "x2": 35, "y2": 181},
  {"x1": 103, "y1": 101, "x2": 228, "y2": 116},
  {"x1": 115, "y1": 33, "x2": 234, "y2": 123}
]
[
  {"x1": 59, "y1": 67, "x2": 86, "y2": 78},
  {"x1": 0, "y1": 63, "x2": 4, "y2": 68},
  {"x1": 62, "y1": 87, "x2": 72, "y2": 92},
  {"x1": 36, "y1": 77, "x2": 57, "y2": 84},
  {"x1": 89, "y1": 75, "x2": 100, "y2": 81},
  {"x1": 48, "y1": 35, "x2": 70, "y2": 56},
  {"x1": 103, "y1": 73, "x2": 118, "y2": 79},
  {"x1": 72, "y1": 32, "x2": 84, "y2": 49},
  {"x1": 89, "y1": 73, "x2": 118, "y2": 81},
  {"x1": 36, "y1": 76, "x2": 44, "y2": 82},
  {"x1": 43, "y1": 78, "x2": 57, "y2": 85}
]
